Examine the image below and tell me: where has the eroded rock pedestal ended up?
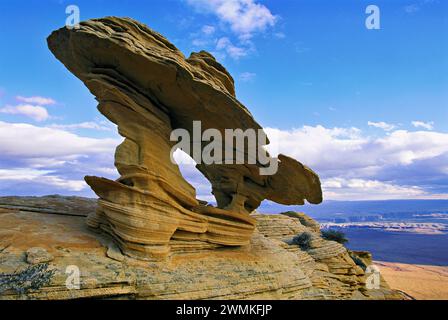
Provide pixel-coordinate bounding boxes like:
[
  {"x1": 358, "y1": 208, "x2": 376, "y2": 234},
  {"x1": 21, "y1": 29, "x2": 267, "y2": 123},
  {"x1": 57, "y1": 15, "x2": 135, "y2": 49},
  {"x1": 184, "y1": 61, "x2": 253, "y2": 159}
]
[{"x1": 47, "y1": 17, "x2": 322, "y2": 260}]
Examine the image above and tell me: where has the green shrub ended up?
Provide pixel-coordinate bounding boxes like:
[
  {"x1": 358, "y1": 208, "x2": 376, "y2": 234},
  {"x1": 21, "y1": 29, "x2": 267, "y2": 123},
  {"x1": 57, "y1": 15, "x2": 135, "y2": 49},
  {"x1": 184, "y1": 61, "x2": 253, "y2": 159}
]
[
  {"x1": 321, "y1": 229, "x2": 348, "y2": 245},
  {"x1": 349, "y1": 252, "x2": 367, "y2": 270},
  {"x1": 291, "y1": 232, "x2": 314, "y2": 250}
]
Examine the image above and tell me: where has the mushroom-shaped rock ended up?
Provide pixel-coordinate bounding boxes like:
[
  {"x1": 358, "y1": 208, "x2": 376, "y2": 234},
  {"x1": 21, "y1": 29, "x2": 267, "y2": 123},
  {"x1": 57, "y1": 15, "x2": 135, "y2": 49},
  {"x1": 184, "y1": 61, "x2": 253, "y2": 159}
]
[{"x1": 47, "y1": 17, "x2": 322, "y2": 260}]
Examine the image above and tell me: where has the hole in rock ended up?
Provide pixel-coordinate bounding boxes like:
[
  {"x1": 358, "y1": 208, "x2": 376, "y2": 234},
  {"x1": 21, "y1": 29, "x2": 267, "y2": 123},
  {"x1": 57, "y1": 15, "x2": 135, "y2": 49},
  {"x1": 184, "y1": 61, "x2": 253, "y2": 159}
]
[{"x1": 172, "y1": 149, "x2": 216, "y2": 205}]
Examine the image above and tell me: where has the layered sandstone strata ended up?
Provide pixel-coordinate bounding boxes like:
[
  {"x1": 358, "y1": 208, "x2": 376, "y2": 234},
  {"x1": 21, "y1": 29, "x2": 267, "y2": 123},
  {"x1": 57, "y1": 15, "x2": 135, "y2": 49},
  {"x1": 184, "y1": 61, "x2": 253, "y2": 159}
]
[
  {"x1": 0, "y1": 199, "x2": 403, "y2": 300},
  {"x1": 47, "y1": 17, "x2": 322, "y2": 260}
]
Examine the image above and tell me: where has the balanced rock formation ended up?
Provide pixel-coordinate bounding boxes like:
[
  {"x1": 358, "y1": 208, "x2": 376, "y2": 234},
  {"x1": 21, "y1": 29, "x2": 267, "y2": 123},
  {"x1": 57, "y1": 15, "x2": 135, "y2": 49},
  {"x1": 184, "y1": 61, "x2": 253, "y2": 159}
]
[{"x1": 47, "y1": 17, "x2": 322, "y2": 260}]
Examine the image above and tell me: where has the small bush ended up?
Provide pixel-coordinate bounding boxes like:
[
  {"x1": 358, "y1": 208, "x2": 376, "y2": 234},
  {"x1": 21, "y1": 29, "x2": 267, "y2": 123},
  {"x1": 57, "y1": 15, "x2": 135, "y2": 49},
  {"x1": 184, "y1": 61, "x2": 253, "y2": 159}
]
[
  {"x1": 350, "y1": 253, "x2": 367, "y2": 270},
  {"x1": 321, "y1": 229, "x2": 348, "y2": 245},
  {"x1": 291, "y1": 232, "x2": 314, "y2": 250},
  {"x1": 0, "y1": 263, "x2": 56, "y2": 295}
]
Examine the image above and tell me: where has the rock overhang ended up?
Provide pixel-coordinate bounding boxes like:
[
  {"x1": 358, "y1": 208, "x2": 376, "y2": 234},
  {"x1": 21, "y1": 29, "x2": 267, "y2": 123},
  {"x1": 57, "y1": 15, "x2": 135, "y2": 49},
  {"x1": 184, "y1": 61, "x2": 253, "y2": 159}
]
[{"x1": 47, "y1": 16, "x2": 323, "y2": 260}]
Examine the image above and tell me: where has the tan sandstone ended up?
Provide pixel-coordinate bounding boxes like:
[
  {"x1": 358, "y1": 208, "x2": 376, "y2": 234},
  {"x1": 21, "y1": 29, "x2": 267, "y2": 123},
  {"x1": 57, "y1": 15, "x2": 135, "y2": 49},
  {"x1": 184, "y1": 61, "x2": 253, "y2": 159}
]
[
  {"x1": 46, "y1": 17, "x2": 322, "y2": 260},
  {"x1": 0, "y1": 198, "x2": 403, "y2": 300}
]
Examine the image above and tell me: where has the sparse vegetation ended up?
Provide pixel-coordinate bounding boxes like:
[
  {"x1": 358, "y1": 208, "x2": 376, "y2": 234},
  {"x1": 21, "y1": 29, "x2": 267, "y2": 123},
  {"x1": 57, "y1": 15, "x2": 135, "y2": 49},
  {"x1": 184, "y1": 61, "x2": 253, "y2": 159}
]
[
  {"x1": 291, "y1": 232, "x2": 314, "y2": 250},
  {"x1": 349, "y1": 253, "x2": 367, "y2": 270},
  {"x1": 0, "y1": 263, "x2": 56, "y2": 295},
  {"x1": 321, "y1": 229, "x2": 348, "y2": 245}
]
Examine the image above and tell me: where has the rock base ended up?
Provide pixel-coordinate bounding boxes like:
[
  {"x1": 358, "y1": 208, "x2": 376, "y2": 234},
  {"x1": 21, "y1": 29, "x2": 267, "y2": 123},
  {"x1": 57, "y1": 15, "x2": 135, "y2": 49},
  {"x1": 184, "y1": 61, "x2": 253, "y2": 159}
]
[{"x1": 0, "y1": 197, "x2": 403, "y2": 300}]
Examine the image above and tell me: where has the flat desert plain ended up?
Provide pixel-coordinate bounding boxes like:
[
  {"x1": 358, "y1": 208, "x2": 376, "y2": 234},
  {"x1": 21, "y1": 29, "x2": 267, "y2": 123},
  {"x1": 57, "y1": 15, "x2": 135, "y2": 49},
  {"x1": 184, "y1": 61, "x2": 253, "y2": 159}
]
[{"x1": 375, "y1": 261, "x2": 448, "y2": 300}]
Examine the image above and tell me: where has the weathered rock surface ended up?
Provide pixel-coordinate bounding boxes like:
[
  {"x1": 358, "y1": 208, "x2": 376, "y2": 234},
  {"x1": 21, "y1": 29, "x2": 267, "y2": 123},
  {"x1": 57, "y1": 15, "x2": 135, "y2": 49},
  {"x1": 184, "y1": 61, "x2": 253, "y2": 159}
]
[
  {"x1": 26, "y1": 247, "x2": 54, "y2": 265},
  {"x1": 47, "y1": 17, "x2": 322, "y2": 260},
  {"x1": 0, "y1": 195, "x2": 96, "y2": 217},
  {"x1": 0, "y1": 197, "x2": 403, "y2": 300},
  {"x1": 281, "y1": 211, "x2": 321, "y2": 232}
]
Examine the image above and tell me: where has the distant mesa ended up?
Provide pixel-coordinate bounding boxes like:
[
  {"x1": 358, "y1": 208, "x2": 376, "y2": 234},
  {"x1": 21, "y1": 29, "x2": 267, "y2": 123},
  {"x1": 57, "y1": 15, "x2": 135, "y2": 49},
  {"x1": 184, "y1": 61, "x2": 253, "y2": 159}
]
[{"x1": 47, "y1": 17, "x2": 322, "y2": 260}]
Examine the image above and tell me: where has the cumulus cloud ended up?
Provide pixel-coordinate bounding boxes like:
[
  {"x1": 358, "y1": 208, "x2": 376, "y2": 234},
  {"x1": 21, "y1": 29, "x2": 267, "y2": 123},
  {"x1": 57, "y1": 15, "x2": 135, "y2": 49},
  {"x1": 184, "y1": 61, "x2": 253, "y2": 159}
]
[
  {"x1": 0, "y1": 95, "x2": 57, "y2": 121},
  {"x1": 367, "y1": 121, "x2": 396, "y2": 131},
  {"x1": 2, "y1": 119, "x2": 447, "y2": 201},
  {"x1": 16, "y1": 95, "x2": 56, "y2": 106},
  {"x1": 0, "y1": 121, "x2": 119, "y2": 158},
  {"x1": 0, "y1": 104, "x2": 50, "y2": 121},
  {"x1": 0, "y1": 121, "x2": 121, "y2": 196},
  {"x1": 186, "y1": 0, "x2": 277, "y2": 60},
  {"x1": 172, "y1": 125, "x2": 448, "y2": 201},
  {"x1": 0, "y1": 168, "x2": 86, "y2": 192},
  {"x1": 412, "y1": 120, "x2": 434, "y2": 130},
  {"x1": 187, "y1": 0, "x2": 277, "y2": 39},
  {"x1": 321, "y1": 178, "x2": 425, "y2": 200},
  {"x1": 266, "y1": 126, "x2": 448, "y2": 170},
  {"x1": 216, "y1": 37, "x2": 250, "y2": 59},
  {"x1": 262, "y1": 125, "x2": 448, "y2": 200}
]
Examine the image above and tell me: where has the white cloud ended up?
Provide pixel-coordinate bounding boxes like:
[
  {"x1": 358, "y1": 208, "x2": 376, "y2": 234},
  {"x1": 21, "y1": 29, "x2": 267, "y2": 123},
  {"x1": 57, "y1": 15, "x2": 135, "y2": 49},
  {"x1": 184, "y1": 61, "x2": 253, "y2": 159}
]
[
  {"x1": 322, "y1": 178, "x2": 425, "y2": 200},
  {"x1": 376, "y1": 130, "x2": 448, "y2": 165},
  {"x1": 201, "y1": 25, "x2": 216, "y2": 35},
  {"x1": 261, "y1": 125, "x2": 448, "y2": 200},
  {"x1": 191, "y1": 26, "x2": 216, "y2": 48},
  {"x1": 0, "y1": 168, "x2": 52, "y2": 180},
  {"x1": 216, "y1": 37, "x2": 249, "y2": 59},
  {"x1": 2, "y1": 119, "x2": 447, "y2": 200},
  {"x1": 239, "y1": 72, "x2": 256, "y2": 82},
  {"x1": 0, "y1": 121, "x2": 121, "y2": 196},
  {"x1": 0, "y1": 168, "x2": 86, "y2": 191},
  {"x1": 192, "y1": 38, "x2": 213, "y2": 48},
  {"x1": 177, "y1": 125, "x2": 448, "y2": 201},
  {"x1": 412, "y1": 120, "x2": 434, "y2": 130},
  {"x1": 368, "y1": 121, "x2": 396, "y2": 131},
  {"x1": 187, "y1": 0, "x2": 277, "y2": 39},
  {"x1": 49, "y1": 121, "x2": 114, "y2": 131},
  {"x1": 186, "y1": 0, "x2": 276, "y2": 59},
  {"x1": 0, "y1": 104, "x2": 49, "y2": 121},
  {"x1": 0, "y1": 121, "x2": 120, "y2": 158},
  {"x1": 94, "y1": 167, "x2": 118, "y2": 175},
  {"x1": 16, "y1": 95, "x2": 56, "y2": 105},
  {"x1": 266, "y1": 126, "x2": 448, "y2": 172}
]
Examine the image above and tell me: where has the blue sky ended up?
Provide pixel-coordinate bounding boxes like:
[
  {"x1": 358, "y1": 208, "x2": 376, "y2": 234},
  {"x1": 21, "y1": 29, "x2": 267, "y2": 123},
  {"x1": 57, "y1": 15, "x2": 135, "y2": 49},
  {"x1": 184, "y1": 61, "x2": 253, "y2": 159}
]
[{"x1": 0, "y1": 0, "x2": 447, "y2": 201}]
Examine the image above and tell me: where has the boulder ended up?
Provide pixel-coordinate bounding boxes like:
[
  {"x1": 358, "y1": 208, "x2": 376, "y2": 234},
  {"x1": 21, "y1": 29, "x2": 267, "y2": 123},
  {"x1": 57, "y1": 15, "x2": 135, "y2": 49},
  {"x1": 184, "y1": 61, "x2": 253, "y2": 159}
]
[{"x1": 26, "y1": 247, "x2": 54, "y2": 265}]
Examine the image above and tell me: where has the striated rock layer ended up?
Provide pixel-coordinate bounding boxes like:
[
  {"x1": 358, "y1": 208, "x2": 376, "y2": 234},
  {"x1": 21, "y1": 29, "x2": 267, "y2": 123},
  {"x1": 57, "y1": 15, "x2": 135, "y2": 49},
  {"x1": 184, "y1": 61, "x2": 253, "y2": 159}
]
[
  {"x1": 0, "y1": 198, "x2": 402, "y2": 300},
  {"x1": 47, "y1": 17, "x2": 322, "y2": 260}
]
